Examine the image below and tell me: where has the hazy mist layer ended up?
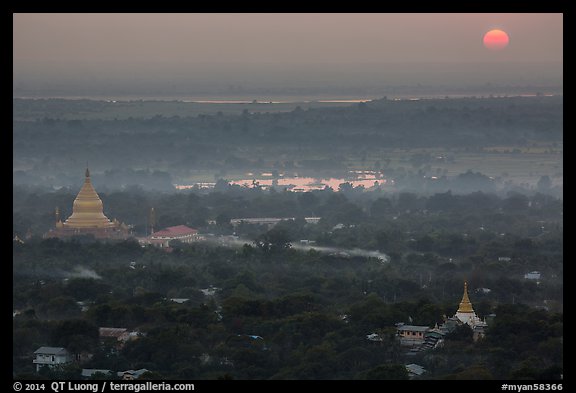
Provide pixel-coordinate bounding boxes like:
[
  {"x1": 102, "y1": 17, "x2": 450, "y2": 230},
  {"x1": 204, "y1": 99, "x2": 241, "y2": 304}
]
[{"x1": 13, "y1": 61, "x2": 563, "y2": 98}]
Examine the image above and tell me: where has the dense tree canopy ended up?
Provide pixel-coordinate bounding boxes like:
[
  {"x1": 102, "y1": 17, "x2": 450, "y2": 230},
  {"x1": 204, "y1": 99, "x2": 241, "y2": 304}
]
[{"x1": 13, "y1": 186, "x2": 562, "y2": 379}]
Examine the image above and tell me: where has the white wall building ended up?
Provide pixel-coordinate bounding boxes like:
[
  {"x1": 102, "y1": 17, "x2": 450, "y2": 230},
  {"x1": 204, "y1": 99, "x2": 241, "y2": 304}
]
[{"x1": 33, "y1": 347, "x2": 72, "y2": 372}]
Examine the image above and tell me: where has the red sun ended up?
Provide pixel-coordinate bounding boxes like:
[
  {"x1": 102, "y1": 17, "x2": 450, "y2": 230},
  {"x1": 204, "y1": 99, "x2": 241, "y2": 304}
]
[{"x1": 483, "y1": 29, "x2": 510, "y2": 50}]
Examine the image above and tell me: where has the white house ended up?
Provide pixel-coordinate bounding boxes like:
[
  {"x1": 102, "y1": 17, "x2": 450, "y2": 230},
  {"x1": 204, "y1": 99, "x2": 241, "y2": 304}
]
[{"x1": 33, "y1": 347, "x2": 72, "y2": 372}]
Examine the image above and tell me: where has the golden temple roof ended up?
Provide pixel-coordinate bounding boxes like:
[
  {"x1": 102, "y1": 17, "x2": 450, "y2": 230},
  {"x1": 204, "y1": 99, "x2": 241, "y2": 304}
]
[
  {"x1": 63, "y1": 169, "x2": 116, "y2": 229},
  {"x1": 457, "y1": 281, "x2": 475, "y2": 313}
]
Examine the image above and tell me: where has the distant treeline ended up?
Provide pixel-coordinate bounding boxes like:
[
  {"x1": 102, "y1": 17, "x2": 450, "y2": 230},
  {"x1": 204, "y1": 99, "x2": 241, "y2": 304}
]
[{"x1": 13, "y1": 96, "x2": 563, "y2": 181}]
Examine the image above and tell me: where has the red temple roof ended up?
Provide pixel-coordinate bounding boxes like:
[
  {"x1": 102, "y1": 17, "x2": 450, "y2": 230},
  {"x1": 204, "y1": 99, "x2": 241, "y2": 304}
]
[{"x1": 151, "y1": 225, "x2": 198, "y2": 238}]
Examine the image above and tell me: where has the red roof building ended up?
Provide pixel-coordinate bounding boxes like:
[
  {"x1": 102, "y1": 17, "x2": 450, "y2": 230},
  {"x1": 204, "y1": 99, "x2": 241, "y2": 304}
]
[{"x1": 140, "y1": 225, "x2": 199, "y2": 248}]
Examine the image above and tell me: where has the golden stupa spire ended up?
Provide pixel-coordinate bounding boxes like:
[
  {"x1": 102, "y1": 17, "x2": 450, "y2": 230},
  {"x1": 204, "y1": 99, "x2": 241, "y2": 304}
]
[
  {"x1": 457, "y1": 281, "x2": 474, "y2": 313},
  {"x1": 62, "y1": 168, "x2": 116, "y2": 229}
]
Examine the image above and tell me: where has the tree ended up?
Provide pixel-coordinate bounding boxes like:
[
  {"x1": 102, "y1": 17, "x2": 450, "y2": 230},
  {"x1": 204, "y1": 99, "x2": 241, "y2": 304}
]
[
  {"x1": 445, "y1": 323, "x2": 473, "y2": 343},
  {"x1": 89, "y1": 371, "x2": 115, "y2": 380},
  {"x1": 503, "y1": 193, "x2": 529, "y2": 213},
  {"x1": 427, "y1": 191, "x2": 456, "y2": 212},
  {"x1": 297, "y1": 192, "x2": 319, "y2": 215},
  {"x1": 338, "y1": 182, "x2": 354, "y2": 194},
  {"x1": 139, "y1": 371, "x2": 164, "y2": 379},
  {"x1": 537, "y1": 175, "x2": 552, "y2": 193},
  {"x1": 397, "y1": 192, "x2": 420, "y2": 212},
  {"x1": 216, "y1": 212, "x2": 232, "y2": 227},
  {"x1": 255, "y1": 228, "x2": 292, "y2": 254},
  {"x1": 444, "y1": 365, "x2": 494, "y2": 380},
  {"x1": 51, "y1": 319, "x2": 99, "y2": 352},
  {"x1": 370, "y1": 197, "x2": 393, "y2": 218},
  {"x1": 361, "y1": 364, "x2": 409, "y2": 380},
  {"x1": 41, "y1": 296, "x2": 81, "y2": 319},
  {"x1": 66, "y1": 278, "x2": 111, "y2": 301}
]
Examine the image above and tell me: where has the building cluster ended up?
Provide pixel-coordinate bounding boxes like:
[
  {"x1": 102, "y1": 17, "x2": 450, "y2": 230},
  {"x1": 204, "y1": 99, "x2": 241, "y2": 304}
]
[
  {"x1": 33, "y1": 326, "x2": 146, "y2": 379},
  {"x1": 395, "y1": 282, "x2": 489, "y2": 353},
  {"x1": 40, "y1": 169, "x2": 202, "y2": 250},
  {"x1": 229, "y1": 217, "x2": 321, "y2": 229},
  {"x1": 34, "y1": 170, "x2": 327, "y2": 251}
]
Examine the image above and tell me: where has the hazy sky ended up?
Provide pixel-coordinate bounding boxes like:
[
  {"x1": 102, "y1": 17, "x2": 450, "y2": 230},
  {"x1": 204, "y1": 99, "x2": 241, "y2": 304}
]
[{"x1": 13, "y1": 13, "x2": 563, "y2": 97}]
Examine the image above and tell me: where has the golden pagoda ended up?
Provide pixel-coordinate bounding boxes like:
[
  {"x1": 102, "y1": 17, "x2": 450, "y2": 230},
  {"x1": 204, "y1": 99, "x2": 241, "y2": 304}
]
[
  {"x1": 44, "y1": 169, "x2": 131, "y2": 240},
  {"x1": 454, "y1": 281, "x2": 483, "y2": 326},
  {"x1": 62, "y1": 168, "x2": 116, "y2": 229},
  {"x1": 457, "y1": 281, "x2": 475, "y2": 313}
]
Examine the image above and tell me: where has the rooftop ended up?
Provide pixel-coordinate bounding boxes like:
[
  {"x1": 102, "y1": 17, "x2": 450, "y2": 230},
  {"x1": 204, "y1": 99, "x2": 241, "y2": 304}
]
[
  {"x1": 151, "y1": 225, "x2": 198, "y2": 238},
  {"x1": 99, "y1": 327, "x2": 128, "y2": 338},
  {"x1": 34, "y1": 347, "x2": 69, "y2": 355},
  {"x1": 81, "y1": 369, "x2": 112, "y2": 378},
  {"x1": 406, "y1": 363, "x2": 426, "y2": 376},
  {"x1": 170, "y1": 298, "x2": 190, "y2": 304},
  {"x1": 366, "y1": 333, "x2": 384, "y2": 342},
  {"x1": 117, "y1": 369, "x2": 150, "y2": 378},
  {"x1": 397, "y1": 325, "x2": 430, "y2": 332}
]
